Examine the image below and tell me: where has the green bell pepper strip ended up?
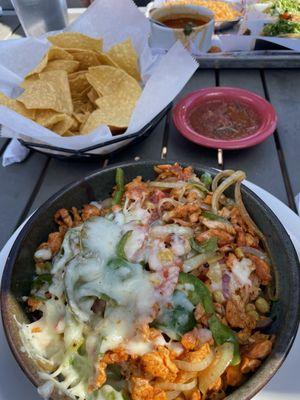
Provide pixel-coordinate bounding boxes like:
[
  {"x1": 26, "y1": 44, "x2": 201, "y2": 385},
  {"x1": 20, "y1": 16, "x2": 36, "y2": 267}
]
[
  {"x1": 188, "y1": 182, "x2": 208, "y2": 196},
  {"x1": 178, "y1": 272, "x2": 215, "y2": 315},
  {"x1": 116, "y1": 231, "x2": 132, "y2": 259},
  {"x1": 178, "y1": 272, "x2": 240, "y2": 365},
  {"x1": 105, "y1": 365, "x2": 127, "y2": 393},
  {"x1": 112, "y1": 168, "x2": 125, "y2": 206},
  {"x1": 200, "y1": 172, "x2": 212, "y2": 190},
  {"x1": 202, "y1": 211, "x2": 229, "y2": 223},
  {"x1": 208, "y1": 314, "x2": 240, "y2": 366},
  {"x1": 190, "y1": 237, "x2": 218, "y2": 255},
  {"x1": 31, "y1": 273, "x2": 52, "y2": 292},
  {"x1": 152, "y1": 290, "x2": 196, "y2": 340}
]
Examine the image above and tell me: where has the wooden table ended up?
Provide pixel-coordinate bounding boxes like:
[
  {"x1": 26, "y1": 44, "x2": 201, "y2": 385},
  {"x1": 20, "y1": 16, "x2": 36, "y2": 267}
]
[{"x1": 0, "y1": 9, "x2": 300, "y2": 250}]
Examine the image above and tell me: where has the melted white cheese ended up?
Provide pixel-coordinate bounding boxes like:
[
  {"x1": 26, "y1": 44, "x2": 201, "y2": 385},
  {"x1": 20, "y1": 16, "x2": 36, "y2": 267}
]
[
  {"x1": 230, "y1": 257, "x2": 255, "y2": 291},
  {"x1": 125, "y1": 337, "x2": 153, "y2": 356},
  {"x1": 63, "y1": 217, "x2": 157, "y2": 351},
  {"x1": 124, "y1": 227, "x2": 147, "y2": 263},
  {"x1": 82, "y1": 217, "x2": 122, "y2": 260},
  {"x1": 19, "y1": 299, "x2": 65, "y2": 369},
  {"x1": 123, "y1": 201, "x2": 151, "y2": 224}
]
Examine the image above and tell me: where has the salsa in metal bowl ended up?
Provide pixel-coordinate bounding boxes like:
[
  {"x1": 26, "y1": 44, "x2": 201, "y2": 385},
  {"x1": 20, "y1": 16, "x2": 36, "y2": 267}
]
[{"x1": 158, "y1": 13, "x2": 211, "y2": 28}]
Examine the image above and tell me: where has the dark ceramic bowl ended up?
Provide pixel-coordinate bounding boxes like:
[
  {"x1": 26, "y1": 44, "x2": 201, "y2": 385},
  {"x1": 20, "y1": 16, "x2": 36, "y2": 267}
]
[{"x1": 1, "y1": 161, "x2": 300, "y2": 400}]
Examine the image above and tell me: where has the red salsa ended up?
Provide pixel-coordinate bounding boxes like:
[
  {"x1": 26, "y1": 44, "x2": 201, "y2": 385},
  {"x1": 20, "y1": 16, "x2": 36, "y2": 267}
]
[
  {"x1": 188, "y1": 99, "x2": 261, "y2": 140},
  {"x1": 158, "y1": 14, "x2": 210, "y2": 29}
]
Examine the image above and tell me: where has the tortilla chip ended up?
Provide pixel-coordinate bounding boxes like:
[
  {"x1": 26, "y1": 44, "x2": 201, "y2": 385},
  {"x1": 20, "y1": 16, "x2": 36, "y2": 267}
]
[
  {"x1": 20, "y1": 75, "x2": 40, "y2": 89},
  {"x1": 39, "y1": 70, "x2": 73, "y2": 113},
  {"x1": 97, "y1": 52, "x2": 119, "y2": 68},
  {"x1": 48, "y1": 33, "x2": 103, "y2": 52},
  {"x1": 43, "y1": 60, "x2": 80, "y2": 73},
  {"x1": 68, "y1": 50, "x2": 101, "y2": 70},
  {"x1": 68, "y1": 70, "x2": 87, "y2": 79},
  {"x1": 70, "y1": 117, "x2": 80, "y2": 131},
  {"x1": 0, "y1": 92, "x2": 35, "y2": 119},
  {"x1": 73, "y1": 98, "x2": 94, "y2": 114},
  {"x1": 72, "y1": 87, "x2": 91, "y2": 103},
  {"x1": 87, "y1": 88, "x2": 99, "y2": 104},
  {"x1": 73, "y1": 112, "x2": 90, "y2": 125},
  {"x1": 81, "y1": 92, "x2": 138, "y2": 133},
  {"x1": 51, "y1": 115, "x2": 75, "y2": 135},
  {"x1": 35, "y1": 109, "x2": 68, "y2": 127},
  {"x1": 48, "y1": 46, "x2": 74, "y2": 60},
  {"x1": 69, "y1": 71, "x2": 90, "y2": 96},
  {"x1": 86, "y1": 66, "x2": 142, "y2": 98},
  {"x1": 107, "y1": 39, "x2": 141, "y2": 81},
  {"x1": 26, "y1": 46, "x2": 73, "y2": 78},
  {"x1": 62, "y1": 131, "x2": 77, "y2": 137},
  {"x1": 18, "y1": 70, "x2": 73, "y2": 114}
]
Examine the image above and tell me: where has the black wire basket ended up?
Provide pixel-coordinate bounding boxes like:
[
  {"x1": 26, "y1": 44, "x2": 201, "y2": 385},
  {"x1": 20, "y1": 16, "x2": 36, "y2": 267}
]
[{"x1": 18, "y1": 103, "x2": 172, "y2": 161}]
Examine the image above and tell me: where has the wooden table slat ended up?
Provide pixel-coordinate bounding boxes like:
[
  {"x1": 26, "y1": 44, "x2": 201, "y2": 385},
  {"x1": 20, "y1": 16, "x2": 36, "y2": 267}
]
[
  {"x1": 0, "y1": 152, "x2": 48, "y2": 248},
  {"x1": 108, "y1": 118, "x2": 167, "y2": 165},
  {"x1": 264, "y1": 70, "x2": 300, "y2": 201},
  {"x1": 28, "y1": 158, "x2": 105, "y2": 215},
  {"x1": 218, "y1": 69, "x2": 288, "y2": 205}
]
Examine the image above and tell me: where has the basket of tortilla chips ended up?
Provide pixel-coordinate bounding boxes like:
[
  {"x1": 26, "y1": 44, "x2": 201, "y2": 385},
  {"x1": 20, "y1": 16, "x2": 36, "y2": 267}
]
[{"x1": 0, "y1": 0, "x2": 197, "y2": 158}]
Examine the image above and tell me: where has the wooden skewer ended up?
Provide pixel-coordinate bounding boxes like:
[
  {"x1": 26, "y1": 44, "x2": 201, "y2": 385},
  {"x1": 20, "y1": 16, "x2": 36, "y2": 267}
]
[{"x1": 217, "y1": 148, "x2": 224, "y2": 169}]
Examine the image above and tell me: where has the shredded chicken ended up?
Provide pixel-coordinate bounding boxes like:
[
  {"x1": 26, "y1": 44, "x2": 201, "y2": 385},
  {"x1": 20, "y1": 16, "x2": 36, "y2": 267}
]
[
  {"x1": 131, "y1": 377, "x2": 167, "y2": 400},
  {"x1": 196, "y1": 229, "x2": 234, "y2": 246},
  {"x1": 81, "y1": 204, "x2": 101, "y2": 221},
  {"x1": 141, "y1": 346, "x2": 178, "y2": 382},
  {"x1": 226, "y1": 299, "x2": 256, "y2": 329}
]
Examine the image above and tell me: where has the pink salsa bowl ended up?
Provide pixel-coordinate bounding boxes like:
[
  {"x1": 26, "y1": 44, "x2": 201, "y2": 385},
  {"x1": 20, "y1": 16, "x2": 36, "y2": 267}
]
[{"x1": 172, "y1": 87, "x2": 278, "y2": 150}]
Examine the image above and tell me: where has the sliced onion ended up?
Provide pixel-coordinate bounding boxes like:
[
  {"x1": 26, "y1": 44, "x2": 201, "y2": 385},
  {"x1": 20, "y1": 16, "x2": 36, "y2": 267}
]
[
  {"x1": 157, "y1": 379, "x2": 197, "y2": 392},
  {"x1": 149, "y1": 181, "x2": 186, "y2": 189},
  {"x1": 158, "y1": 198, "x2": 181, "y2": 216},
  {"x1": 150, "y1": 224, "x2": 193, "y2": 238},
  {"x1": 212, "y1": 170, "x2": 235, "y2": 192},
  {"x1": 198, "y1": 342, "x2": 234, "y2": 395},
  {"x1": 187, "y1": 182, "x2": 209, "y2": 196},
  {"x1": 175, "y1": 349, "x2": 214, "y2": 372},
  {"x1": 239, "y1": 246, "x2": 270, "y2": 262},
  {"x1": 166, "y1": 391, "x2": 180, "y2": 400},
  {"x1": 183, "y1": 252, "x2": 217, "y2": 273},
  {"x1": 234, "y1": 181, "x2": 265, "y2": 242},
  {"x1": 212, "y1": 171, "x2": 246, "y2": 214}
]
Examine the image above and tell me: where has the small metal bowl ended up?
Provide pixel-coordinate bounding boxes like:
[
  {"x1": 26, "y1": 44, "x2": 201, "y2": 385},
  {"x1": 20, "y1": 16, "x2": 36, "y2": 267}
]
[{"x1": 215, "y1": 16, "x2": 242, "y2": 32}]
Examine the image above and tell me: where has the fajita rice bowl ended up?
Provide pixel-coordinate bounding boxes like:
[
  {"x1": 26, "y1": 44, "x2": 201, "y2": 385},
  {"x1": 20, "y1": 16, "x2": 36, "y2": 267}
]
[{"x1": 16, "y1": 164, "x2": 278, "y2": 400}]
